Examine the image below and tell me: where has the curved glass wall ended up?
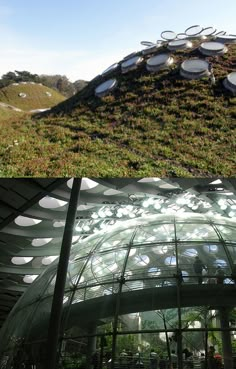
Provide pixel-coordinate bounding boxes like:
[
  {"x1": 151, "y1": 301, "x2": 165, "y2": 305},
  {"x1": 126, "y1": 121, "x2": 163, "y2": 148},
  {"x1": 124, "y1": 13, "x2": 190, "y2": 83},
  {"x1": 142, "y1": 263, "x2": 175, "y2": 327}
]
[{"x1": 0, "y1": 214, "x2": 236, "y2": 369}]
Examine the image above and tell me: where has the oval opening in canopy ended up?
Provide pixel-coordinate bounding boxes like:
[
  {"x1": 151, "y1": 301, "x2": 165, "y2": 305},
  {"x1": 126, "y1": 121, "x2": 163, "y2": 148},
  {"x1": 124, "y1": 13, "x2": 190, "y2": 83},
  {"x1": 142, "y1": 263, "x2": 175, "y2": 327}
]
[
  {"x1": 12, "y1": 257, "x2": 33, "y2": 265},
  {"x1": 15, "y1": 216, "x2": 42, "y2": 227}
]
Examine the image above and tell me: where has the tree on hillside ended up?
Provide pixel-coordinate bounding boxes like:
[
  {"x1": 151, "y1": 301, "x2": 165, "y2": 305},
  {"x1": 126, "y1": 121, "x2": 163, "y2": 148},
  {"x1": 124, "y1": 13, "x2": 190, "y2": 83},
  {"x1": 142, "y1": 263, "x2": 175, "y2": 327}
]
[
  {"x1": 39, "y1": 74, "x2": 76, "y2": 97},
  {"x1": 15, "y1": 70, "x2": 40, "y2": 83},
  {"x1": 0, "y1": 70, "x2": 40, "y2": 87},
  {"x1": 73, "y1": 79, "x2": 88, "y2": 93}
]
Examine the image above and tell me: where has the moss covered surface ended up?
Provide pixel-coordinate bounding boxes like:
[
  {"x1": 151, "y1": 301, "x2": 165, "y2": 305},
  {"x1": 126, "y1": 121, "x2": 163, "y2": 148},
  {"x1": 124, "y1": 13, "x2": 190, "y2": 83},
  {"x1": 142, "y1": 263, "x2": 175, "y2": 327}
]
[{"x1": 0, "y1": 43, "x2": 235, "y2": 177}]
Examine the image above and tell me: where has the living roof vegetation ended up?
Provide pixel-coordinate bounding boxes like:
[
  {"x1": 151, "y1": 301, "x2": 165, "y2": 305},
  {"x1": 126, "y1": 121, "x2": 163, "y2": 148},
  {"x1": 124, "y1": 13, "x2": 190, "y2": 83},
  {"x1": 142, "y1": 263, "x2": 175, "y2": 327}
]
[{"x1": 0, "y1": 28, "x2": 235, "y2": 177}]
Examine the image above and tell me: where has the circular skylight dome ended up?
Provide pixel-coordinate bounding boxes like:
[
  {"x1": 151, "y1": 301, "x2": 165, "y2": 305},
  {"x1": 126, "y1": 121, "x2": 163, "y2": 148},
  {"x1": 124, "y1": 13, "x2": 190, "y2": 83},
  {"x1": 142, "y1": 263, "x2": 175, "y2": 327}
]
[
  {"x1": 39, "y1": 196, "x2": 67, "y2": 209},
  {"x1": 15, "y1": 216, "x2": 42, "y2": 227},
  {"x1": 142, "y1": 45, "x2": 161, "y2": 55},
  {"x1": 167, "y1": 40, "x2": 192, "y2": 51},
  {"x1": 223, "y1": 72, "x2": 236, "y2": 94},
  {"x1": 121, "y1": 56, "x2": 143, "y2": 73},
  {"x1": 228, "y1": 72, "x2": 236, "y2": 86},
  {"x1": 122, "y1": 52, "x2": 138, "y2": 61},
  {"x1": 161, "y1": 30, "x2": 177, "y2": 41},
  {"x1": 18, "y1": 93, "x2": 27, "y2": 98},
  {"x1": 102, "y1": 63, "x2": 119, "y2": 75},
  {"x1": 177, "y1": 33, "x2": 188, "y2": 40},
  {"x1": 180, "y1": 59, "x2": 210, "y2": 80},
  {"x1": 185, "y1": 25, "x2": 203, "y2": 37},
  {"x1": 141, "y1": 41, "x2": 155, "y2": 47},
  {"x1": 199, "y1": 42, "x2": 227, "y2": 56},
  {"x1": 95, "y1": 79, "x2": 118, "y2": 97},
  {"x1": 215, "y1": 35, "x2": 236, "y2": 44},
  {"x1": 146, "y1": 54, "x2": 174, "y2": 72},
  {"x1": 181, "y1": 59, "x2": 209, "y2": 74},
  {"x1": 12, "y1": 257, "x2": 33, "y2": 265},
  {"x1": 201, "y1": 27, "x2": 216, "y2": 36}
]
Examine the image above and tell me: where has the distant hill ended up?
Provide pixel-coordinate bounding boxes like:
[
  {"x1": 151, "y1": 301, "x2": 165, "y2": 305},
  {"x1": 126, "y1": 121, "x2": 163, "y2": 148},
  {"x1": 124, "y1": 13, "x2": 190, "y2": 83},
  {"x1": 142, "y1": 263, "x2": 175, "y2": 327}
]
[
  {"x1": 73, "y1": 79, "x2": 89, "y2": 93},
  {"x1": 0, "y1": 83, "x2": 65, "y2": 111},
  {"x1": 0, "y1": 71, "x2": 88, "y2": 98}
]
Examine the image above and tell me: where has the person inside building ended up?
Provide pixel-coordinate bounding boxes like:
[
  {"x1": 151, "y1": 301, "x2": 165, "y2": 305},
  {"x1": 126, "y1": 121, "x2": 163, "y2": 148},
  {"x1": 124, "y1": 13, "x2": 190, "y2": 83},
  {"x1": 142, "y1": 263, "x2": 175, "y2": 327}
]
[
  {"x1": 193, "y1": 256, "x2": 207, "y2": 284},
  {"x1": 200, "y1": 353, "x2": 206, "y2": 369},
  {"x1": 170, "y1": 350, "x2": 177, "y2": 369},
  {"x1": 149, "y1": 349, "x2": 158, "y2": 369},
  {"x1": 120, "y1": 349, "x2": 128, "y2": 369},
  {"x1": 208, "y1": 346, "x2": 216, "y2": 369},
  {"x1": 214, "y1": 352, "x2": 223, "y2": 369},
  {"x1": 134, "y1": 351, "x2": 144, "y2": 369},
  {"x1": 159, "y1": 354, "x2": 166, "y2": 369},
  {"x1": 215, "y1": 266, "x2": 225, "y2": 284},
  {"x1": 92, "y1": 350, "x2": 100, "y2": 369}
]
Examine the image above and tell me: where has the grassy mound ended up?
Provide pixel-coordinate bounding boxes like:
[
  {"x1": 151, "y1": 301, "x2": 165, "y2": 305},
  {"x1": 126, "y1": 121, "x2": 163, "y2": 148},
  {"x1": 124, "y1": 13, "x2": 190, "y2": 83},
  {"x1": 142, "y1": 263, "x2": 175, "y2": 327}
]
[
  {"x1": 0, "y1": 83, "x2": 65, "y2": 111},
  {"x1": 0, "y1": 41, "x2": 235, "y2": 177}
]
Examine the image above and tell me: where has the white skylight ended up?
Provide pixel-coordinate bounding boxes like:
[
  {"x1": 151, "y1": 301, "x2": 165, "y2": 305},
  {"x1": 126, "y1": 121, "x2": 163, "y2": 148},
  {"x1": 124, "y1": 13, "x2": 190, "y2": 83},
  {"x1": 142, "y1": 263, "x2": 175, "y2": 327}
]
[
  {"x1": 32, "y1": 238, "x2": 53, "y2": 247},
  {"x1": 12, "y1": 257, "x2": 33, "y2": 265},
  {"x1": 165, "y1": 256, "x2": 176, "y2": 266},
  {"x1": 15, "y1": 216, "x2": 42, "y2": 227},
  {"x1": 42, "y1": 256, "x2": 58, "y2": 265},
  {"x1": 67, "y1": 178, "x2": 99, "y2": 190},
  {"x1": 53, "y1": 221, "x2": 65, "y2": 228},
  {"x1": 39, "y1": 196, "x2": 67, "y2": 209},
  {"x1": 23, "y1": 275, "x2": 39, "y2": 284},
  {"x1": 138, "y1": 178, "x2": 161, "y2": 183}
]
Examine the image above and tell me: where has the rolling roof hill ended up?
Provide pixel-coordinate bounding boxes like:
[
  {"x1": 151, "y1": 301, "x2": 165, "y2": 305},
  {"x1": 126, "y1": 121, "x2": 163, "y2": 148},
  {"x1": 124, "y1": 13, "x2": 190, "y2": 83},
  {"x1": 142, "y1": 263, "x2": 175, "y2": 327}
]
[
  {"x1": 0, "y1": 27, "x2": 235, "y2": 177},
  {"x1": 0, "y1": 82, "x2": 65, "y2": 111}
]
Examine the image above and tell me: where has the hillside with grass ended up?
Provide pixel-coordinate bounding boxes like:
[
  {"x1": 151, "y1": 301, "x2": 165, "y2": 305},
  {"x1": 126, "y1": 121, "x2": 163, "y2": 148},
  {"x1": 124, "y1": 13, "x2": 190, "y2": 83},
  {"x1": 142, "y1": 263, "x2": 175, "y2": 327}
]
[
  {"x1": 0, "y1": 40, "x2": 235, "y2": 177},
  {"x1": 0, "y1": 83, "x2": 65, "y2": 111}
]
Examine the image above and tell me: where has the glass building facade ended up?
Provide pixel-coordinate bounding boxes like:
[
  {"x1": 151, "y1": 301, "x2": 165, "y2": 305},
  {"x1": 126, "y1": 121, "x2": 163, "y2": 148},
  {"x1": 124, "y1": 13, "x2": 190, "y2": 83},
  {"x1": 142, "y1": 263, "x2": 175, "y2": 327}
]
[{"x1": 0, "y1": 213, "x2": 236, "y2": 368}]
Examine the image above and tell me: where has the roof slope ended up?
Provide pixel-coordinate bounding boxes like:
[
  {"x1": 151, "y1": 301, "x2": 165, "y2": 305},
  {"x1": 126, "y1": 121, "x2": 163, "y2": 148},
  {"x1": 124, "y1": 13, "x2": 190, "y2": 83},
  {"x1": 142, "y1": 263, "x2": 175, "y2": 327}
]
[{"x1": 0, "y1": 34, "x2": 235, "y2": 176}]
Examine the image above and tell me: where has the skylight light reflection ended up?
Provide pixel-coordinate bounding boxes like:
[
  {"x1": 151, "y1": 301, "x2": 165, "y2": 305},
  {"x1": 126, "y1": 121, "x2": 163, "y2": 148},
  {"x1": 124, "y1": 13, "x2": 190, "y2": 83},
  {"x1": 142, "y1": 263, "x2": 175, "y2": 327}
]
[
  {"x1": 12, "y1": 257, "x2": 33, "y2": 265},
  {"x1": 15, "y1": 216, "x2": 42, "y2": 227},
  {"x1": 32, "y1": 238, "x2": 52, "y2": 247},
  {"x1": 23, "y1": 275, "x2": 39, "y2": 284},
  {"x1": 39, "y1": 196, "x2": 67, "y2": 209}
]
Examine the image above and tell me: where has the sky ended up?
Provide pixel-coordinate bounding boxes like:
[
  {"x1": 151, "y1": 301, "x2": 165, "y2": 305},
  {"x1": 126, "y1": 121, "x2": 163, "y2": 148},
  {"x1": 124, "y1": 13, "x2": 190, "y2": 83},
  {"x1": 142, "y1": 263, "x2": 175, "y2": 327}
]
[{"x1": 0, "y1": 0, "x2": 235, "y2": 82}]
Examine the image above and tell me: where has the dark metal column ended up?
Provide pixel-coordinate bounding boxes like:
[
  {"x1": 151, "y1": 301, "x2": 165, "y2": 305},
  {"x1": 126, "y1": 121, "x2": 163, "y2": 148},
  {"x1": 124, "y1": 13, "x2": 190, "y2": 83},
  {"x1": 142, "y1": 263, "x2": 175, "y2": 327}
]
[
  {"x1": 111, "y1": 228, "x2": 137, "y2": 369},
  {"x1": 46, "y1": 178, "x2": 82, "y2": 369},
  {"x1": 174, "y1": 219, "x2": 183, "y2": 369},
  {"x1": 86, "y1": 326, "x2": 97, "y2": 369},
  {"x1": 219, "y1": 307, "x2": 233, "y2": 369}
]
